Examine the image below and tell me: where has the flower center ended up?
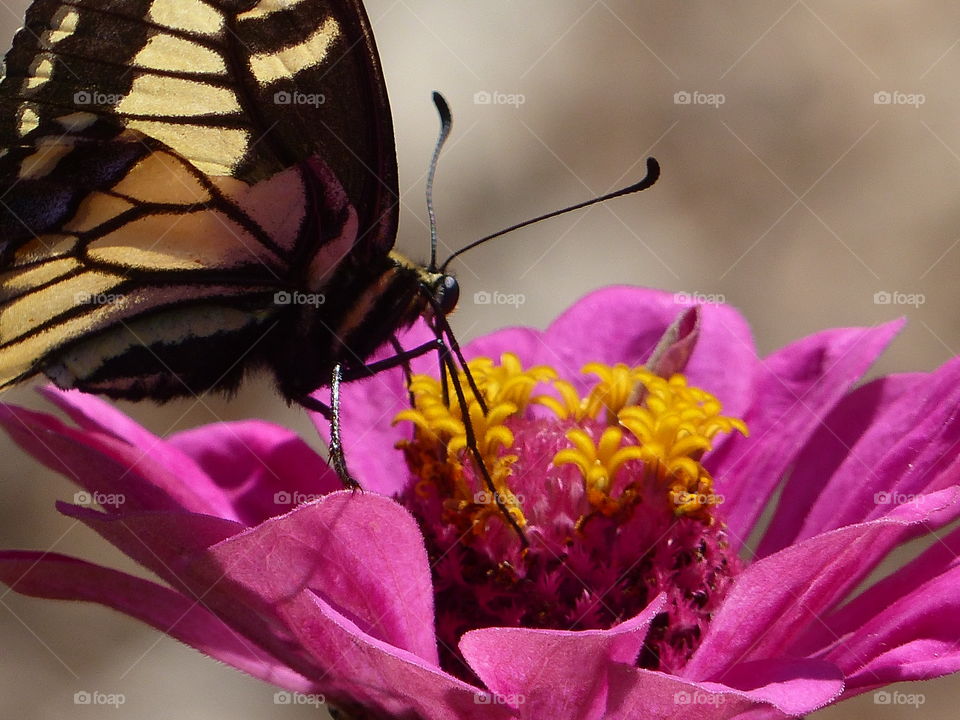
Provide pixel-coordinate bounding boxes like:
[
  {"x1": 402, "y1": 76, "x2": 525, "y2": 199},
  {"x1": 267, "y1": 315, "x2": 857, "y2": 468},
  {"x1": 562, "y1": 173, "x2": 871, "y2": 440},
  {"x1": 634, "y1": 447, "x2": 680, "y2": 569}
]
[{"x1": 394, "y1": 353, "x2": 748, "y2": 680}]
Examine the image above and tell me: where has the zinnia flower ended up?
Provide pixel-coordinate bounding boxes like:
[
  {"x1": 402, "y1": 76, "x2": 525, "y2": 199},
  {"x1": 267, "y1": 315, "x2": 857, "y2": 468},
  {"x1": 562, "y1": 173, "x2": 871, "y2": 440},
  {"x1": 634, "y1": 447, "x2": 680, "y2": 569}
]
[{"x1": 2, "y1": 286, "x2": 959, "y2": 719}]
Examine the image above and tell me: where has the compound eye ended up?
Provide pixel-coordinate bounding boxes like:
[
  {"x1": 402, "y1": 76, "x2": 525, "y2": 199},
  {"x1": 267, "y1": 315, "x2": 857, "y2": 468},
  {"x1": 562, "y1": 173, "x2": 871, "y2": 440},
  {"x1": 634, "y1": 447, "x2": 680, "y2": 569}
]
[{"x1": 438, "y1": 275, "x2": 459, "y2": 314}]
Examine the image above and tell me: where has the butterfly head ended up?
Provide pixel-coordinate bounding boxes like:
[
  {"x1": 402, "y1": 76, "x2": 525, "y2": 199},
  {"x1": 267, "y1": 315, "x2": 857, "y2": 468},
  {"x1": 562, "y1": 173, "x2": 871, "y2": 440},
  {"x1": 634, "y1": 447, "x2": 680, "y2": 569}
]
[
  {"x1": 410, "y1": 264, "x2": 459, "y2": 319},
  {"x1": 430, "y1": 273, "x2": 460, "y2": 316}
]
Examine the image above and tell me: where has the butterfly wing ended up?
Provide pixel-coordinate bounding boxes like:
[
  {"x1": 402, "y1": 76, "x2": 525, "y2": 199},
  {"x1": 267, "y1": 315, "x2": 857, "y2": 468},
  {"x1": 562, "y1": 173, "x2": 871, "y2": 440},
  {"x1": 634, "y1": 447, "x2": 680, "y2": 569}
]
[{"x1": 0, "y1": 0, "x2": 399, "y2": 398}]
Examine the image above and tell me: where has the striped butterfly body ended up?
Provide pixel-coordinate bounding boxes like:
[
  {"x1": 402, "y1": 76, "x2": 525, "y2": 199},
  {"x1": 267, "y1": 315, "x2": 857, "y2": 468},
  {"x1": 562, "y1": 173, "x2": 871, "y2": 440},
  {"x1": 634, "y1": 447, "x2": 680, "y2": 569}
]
[{"x1": 0, "y1": 0, "x2": 452, "y2": 403}]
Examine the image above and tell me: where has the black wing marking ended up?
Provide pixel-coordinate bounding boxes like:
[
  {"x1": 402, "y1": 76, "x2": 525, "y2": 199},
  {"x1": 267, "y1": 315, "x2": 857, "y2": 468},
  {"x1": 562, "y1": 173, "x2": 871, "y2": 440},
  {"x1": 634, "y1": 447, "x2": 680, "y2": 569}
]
[{"x1": 0, "y1": 0, "x2": 398, "y2": 255}]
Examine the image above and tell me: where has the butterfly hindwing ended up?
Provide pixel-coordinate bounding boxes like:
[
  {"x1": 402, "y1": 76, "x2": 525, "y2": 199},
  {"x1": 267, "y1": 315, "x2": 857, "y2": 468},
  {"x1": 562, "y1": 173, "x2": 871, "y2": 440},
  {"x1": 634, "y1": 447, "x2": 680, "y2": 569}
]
[
  {"x1": 0, "y1": 0, "x2": 405, "y2": 399},
  {"x1": 0, "y1": 122, "x2": 306, "y2": 395}
]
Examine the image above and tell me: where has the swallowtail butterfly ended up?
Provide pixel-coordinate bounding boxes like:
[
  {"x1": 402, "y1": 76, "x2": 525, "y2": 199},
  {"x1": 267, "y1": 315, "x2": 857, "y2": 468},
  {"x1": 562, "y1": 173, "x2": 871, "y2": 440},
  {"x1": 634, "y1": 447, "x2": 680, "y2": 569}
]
[
  {"x1": 0, "y1": 0, "x2": 659, "y2": 504},
  {"x1": 0, "y1": 0, "x2": 424, "y2": 404}
]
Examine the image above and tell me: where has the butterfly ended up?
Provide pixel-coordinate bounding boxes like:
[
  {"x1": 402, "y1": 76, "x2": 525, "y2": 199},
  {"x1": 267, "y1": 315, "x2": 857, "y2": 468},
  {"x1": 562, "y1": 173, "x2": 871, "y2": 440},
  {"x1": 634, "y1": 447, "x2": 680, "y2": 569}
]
[
  {"x1": 0, "y1": 0, "x2": 659, "y2": 511},
  {"x1": 0, "y1": 0, "x2": 451, "y2": 402}
]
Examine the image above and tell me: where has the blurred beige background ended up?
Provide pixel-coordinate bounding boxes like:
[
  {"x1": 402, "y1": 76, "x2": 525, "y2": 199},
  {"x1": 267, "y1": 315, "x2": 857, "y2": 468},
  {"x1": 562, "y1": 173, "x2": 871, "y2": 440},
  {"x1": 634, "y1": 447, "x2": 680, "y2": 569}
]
[{"x1": 2, "y1": 1, "x2": 959, "y2": 717}]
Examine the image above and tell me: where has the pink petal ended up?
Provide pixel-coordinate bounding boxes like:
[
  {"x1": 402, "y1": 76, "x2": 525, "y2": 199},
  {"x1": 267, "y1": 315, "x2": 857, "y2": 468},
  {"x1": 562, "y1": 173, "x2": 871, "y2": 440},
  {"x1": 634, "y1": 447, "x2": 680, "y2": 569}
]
[
  {"x1": 194, "y1": 492, "x2": 438, "y2": 664},
  {"x1": 823, "y1": 564, "x2": 960, "y2": 691},
  {"x1": 0, "y1": 551, "x2": 314, "y2": 692},
  {"x1": 756, "y1": 372, "x2": 921, "y2": 556},
  {"x1": 0, "y1": 402, "x2": 237, "y2": 519},
  {"x1": 684, "y1": 486, "x2": 960, "y2": 680},
  {"x1": 56, "y1": 503, "x2": 244, "y2": 589},
  {"x1": 607, "y1": 657, "x2": 843, "y2": 719},
  {"x1": 279, "y1": 591, "x2": 513, "y2": 719},
  {"x1": 709, "y1": 321, "x2": 904, "y2": 544},
  {"x1": 458, "y1": 595, "x2": 665, "y2": 720},
  {"x1": 39, "y1": 387, "x2": 238, "y2": 516},
  {"x1": 606, "y1": 666, "x2": 754, "y2": 719},
  {"x1": 168, "y1": 420, "x2": 338, "y2": 525},
  {"x1": 794, "y1": 521, "x2": 960, "y2": 659},
  {"x1": 539, "y1": 287, "x2": 758, "y2": 417},
  {"x1": 39, "y1": 385, "x2": 162, "y2": 443},
  {"x1": 714, "y1": 659, "x2": 844, "y2": 714},
  {"x1": 781, "y1": 356, "x2": 960, "y2": 545},
  {"x1": 464, "y1": 326, "x2": 551, "y2": 366},
  {"x1": 644, "y1": 306, "x2": 700, "y2": 378}
]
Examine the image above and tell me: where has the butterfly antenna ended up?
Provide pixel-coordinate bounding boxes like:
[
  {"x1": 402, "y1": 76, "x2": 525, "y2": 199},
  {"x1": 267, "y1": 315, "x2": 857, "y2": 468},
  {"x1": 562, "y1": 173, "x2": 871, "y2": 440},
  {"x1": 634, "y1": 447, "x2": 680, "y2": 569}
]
[
  {"x1": 440, "y1": 157, "x2": 660, "y2": 273},
  {"x1": 427, "y1": 91, "x2": 453, "y2": 271}
]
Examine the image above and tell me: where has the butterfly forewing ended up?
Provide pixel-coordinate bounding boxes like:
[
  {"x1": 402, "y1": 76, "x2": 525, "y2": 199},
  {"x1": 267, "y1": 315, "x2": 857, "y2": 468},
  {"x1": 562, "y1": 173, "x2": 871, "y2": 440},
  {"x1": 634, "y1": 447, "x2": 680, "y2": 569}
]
[{"x1": 0, "y1": 0, "x2": 405, "y2": 399}]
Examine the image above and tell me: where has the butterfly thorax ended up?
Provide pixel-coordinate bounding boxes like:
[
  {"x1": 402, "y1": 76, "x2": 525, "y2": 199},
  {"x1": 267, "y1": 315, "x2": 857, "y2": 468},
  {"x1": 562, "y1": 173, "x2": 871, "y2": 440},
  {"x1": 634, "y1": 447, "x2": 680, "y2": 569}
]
[{"x1": 269, "y1": 250, "x2": 451, "y2": 401}]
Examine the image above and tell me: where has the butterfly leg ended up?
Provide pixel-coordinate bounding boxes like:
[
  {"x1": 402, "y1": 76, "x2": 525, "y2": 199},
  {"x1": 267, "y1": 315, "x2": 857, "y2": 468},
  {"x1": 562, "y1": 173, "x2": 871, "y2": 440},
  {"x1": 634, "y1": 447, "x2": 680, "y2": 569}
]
[
  {"x1": 327, "y1": 363, "x2": 359, "y2": 489},
  {"x1": 295, "y1": 340, "x2": 444, "y2": 489},
  {"x1": 339, "y1": 338, "x2": 444, "y2": 381}
]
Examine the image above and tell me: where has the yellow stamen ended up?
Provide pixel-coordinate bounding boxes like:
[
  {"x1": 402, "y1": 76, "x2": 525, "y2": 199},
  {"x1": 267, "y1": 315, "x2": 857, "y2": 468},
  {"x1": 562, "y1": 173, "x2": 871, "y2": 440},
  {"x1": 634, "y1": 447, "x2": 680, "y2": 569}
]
[
  {"x1": 582, "y1": 363, "x2": 649, "y2": 420},
  {"x1": 554, "y1": 427, "x2": 646, "y2": 510},
  {"x1": 531, "y1": 379, "x2": 583, "y2": 420},
  {"x1": 394, "y1": 353, "x2": 748, "y2": 535},
  {"x1": 550, "y1": 366, "x2": 746, "y2": 519}
]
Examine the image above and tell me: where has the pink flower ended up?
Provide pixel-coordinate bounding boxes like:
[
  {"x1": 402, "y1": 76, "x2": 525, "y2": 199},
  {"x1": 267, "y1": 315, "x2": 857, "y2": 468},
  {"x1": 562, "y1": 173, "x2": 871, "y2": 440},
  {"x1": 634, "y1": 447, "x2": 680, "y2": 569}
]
[{"x1": 2, "y1": 286, "x2": 959, "y2": 719}]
